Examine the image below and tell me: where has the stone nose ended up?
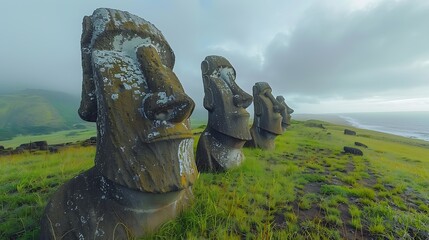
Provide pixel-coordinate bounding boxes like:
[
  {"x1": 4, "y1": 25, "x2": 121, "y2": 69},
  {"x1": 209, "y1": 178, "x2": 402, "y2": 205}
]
[
  {"x1": 265, "y1": 91, "x2": 285, "y2": 113},
  {"x1": 143, "y1": 91, "x2": 195, "y2": 122},
  {"x1": 230, "y1": 83, "x2": 253, "y2": 108},
  {"x1": 137, "y1": 45, "x2": 195, "y2": 122},
  {"x1": 233, "y1": 91, "x2": 253, "y2": 109}
]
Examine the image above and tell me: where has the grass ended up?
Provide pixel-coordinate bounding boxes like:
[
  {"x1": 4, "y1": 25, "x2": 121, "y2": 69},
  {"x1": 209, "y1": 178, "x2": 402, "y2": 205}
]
[
  {"x1": 1, "y1": 120, "x2": 429, "y2": 239},
  {"x1": 0, "y1": 126, "x2": 96, "y2": 149}
]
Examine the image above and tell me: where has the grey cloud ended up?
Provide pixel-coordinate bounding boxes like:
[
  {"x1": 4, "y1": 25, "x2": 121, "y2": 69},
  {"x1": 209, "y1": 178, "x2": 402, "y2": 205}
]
[
  {"x1": 262, "y1": 0, "x2": 429, "y2": 99},
  {"x1": 1, "y1": 0, "x2": 428, "y2": 114}
]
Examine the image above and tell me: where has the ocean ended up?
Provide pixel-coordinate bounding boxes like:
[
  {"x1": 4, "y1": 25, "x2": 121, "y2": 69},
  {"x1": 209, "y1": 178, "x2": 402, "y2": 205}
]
[{"x1": 294, "y1": 111, "x2": 429, "y2": 142}]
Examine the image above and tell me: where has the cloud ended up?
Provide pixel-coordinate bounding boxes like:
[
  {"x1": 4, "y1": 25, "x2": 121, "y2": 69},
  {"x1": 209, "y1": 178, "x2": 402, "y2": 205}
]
[
  {"x1": 0, "y1": 0, "x2": 428, "y2": 113},
  {"x1": 262, "y1": 0, "x2": 429, "y2": 99}
]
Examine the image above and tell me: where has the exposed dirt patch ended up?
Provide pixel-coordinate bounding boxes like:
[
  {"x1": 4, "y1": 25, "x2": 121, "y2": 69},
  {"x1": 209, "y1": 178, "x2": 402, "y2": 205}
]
[
  {"x1": 272, "y1": 211, "x2": 287, "y2": 230},
  {"x1": 304, "y1": 182, "x2": 322, "y2": 194},
  {"x1": 337, "y1": 203, "x2": 356, "y2": 239},
  {"x1": 294, "y1": 201, "x2": 322, "y2": 222},
  {"x1": 292, "y1": 182, "x2": 323, "y2": 222},
  {"x1": 361, "y1": 162, "x2": 378, "y2": 187},
  {"x1": 345, "y1": 159, "x2": 355, "y2": 173}
]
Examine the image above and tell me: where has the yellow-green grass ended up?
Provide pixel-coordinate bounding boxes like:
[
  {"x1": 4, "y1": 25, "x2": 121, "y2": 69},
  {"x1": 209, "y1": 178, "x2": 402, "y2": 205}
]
[
  {"x1": 1, "y1": 120, "x2": 428, "y2": 239},
  {"x1": 0, "y1": 128, "x2": 97, "y2": 149}
]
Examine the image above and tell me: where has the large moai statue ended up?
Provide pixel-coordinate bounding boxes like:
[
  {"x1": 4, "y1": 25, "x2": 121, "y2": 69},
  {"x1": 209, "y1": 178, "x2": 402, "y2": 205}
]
[
  {"x1": 245, "y1": 82, "x2": 285, "y2": 150},
  {"x1": 40, "y1": 8, "x2": 198, "y2": 239},
  {"x1": 196, "y1": 56, "x2": 253, "y2": 172},
  {"x1": 276, "y1": 95, "x2": 294, "y2": 132}
]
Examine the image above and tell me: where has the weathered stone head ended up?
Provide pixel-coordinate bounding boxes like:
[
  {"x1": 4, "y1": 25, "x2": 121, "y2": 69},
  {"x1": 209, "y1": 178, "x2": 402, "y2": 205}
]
[
  {"x1": 41, "y1": 8, "x2": 197, "y2": 239},
  {"x1": 246, "y1": 82, "x2": 284, "y2": 150},
  {"x1": 196, "y1": 56, "x2": 252, "y2": 172},
  {"x1": 201, "y1": 56, "x2": 252, "y2": 139},
  {"x1": 276, "y1": 95, "x2": 294, "y2": 132},
  {"x1": 78, "y1": 8, "x2": 196, "y2": 192}
]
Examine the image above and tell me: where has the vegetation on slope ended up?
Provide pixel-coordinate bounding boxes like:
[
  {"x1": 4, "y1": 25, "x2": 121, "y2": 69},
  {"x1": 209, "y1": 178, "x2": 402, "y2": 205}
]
[
  {"x1": 0, "y1": 89, "x2": 85, "y2": 140},
  {"x1": 0, "y1": 120, "x2": 428, "y2": 239}
]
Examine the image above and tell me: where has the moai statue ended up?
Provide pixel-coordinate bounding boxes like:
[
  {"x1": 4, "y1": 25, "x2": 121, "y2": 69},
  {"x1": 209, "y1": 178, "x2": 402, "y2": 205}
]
[
  {"x1": 196, "y1": 56, "x2": 253, "y2": 172},
  {"x1": 40, "y1": 8, "x2": 197, "y2": 239},
  {"x1": 276, "y1": 95, "x2": 294, "y2": 132},
  {"x1": 245, "y1": 82, "x2": 285, "y2": 150}
]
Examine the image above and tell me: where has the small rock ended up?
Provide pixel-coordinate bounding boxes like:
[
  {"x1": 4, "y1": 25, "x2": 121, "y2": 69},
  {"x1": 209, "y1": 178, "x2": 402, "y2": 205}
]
[
  {"x1": 344, "y1": 129, "x2": 356, "y2": 135},
  {"x1": 13, "y1": 147, "x2": 25, "y2": 154},
  {"x1": 49, "y1": 147, "x2": 59, "y2": 153},
  {"x1": 344, "y1": 146, "x2": 363, "y2": 156},
  {"x1": 34, "y1": 141, "x2": 48, "y2": 150},
  {"x1": 354, "y1": 142, "x2": 368, "y2": 148}
]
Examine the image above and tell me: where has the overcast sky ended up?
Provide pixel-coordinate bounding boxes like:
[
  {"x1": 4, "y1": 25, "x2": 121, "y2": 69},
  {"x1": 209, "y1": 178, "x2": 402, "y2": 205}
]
[{"x1": 1, "y1": 0, "x2": 428, "y2": 113}]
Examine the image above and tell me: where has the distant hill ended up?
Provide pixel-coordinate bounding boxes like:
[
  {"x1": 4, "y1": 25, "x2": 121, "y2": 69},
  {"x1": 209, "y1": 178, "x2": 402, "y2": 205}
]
[
  {"x1": 0, "y1": 89, "x2": 211, "y2": 141},
  {"x1": 0, "y1": 89, "x2": 85, "y2": 140}
]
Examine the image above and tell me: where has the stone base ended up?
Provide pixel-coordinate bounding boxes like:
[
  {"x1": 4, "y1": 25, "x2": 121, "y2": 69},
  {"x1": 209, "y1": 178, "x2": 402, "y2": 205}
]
[{"x1": 40, "y1": 168, "x2": 193, "y2": 239}]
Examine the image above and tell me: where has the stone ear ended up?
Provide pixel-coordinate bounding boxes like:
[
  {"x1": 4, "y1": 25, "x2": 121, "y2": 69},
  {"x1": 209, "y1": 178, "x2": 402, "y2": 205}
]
[
  {"x1": 201, "y1": 60, "x2": 215, "y2": 111},
  {"x1": 78, "y1": 16, "x2": 97, "y2": 122},
  {"x1": 253, "y1": 86, "x2": 262, "y2": 116},
  {"x1": 203, "y1": 76, "x2": 215, "y2": 111},
  {"x1": 201, "y1": 60, "x2": 210, "y2": 75}
]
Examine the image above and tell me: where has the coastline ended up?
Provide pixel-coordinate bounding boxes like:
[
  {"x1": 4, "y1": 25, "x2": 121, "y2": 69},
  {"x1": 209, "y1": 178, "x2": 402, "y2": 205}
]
[
  {"x1": 294, "y1": 112, "x2": 429, "y2": 142},
  {"x1": 293, "y1": 113, "x2": 352, "y2": 126}
]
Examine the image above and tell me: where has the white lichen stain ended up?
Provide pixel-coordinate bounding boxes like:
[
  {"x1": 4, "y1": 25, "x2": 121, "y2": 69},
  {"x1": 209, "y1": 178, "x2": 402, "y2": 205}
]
[
  {"x1": 93, "y1": 49, "x2": 148, "y2": 102},
  {"x1": 156, "y1": 92, "x2": 175, "y2": 104},
  {"x1": 178, "y1": 139, "x2": 195, "y2": 176},
  {"x1": 209, "y1": 135, "x2": 243, "y2": 169},
  {"x1": 95, "y1": 228, "x2": 105, "y2": 237},
  {"x1": 80, "y1": 216, "x2": 88, "y2": 224},
  {"x1": 78, "y1": 232, "x2": 85, "y2": 240},
  {"x1": 147, "y1": 131, "x2": 160, "y2": 139}
]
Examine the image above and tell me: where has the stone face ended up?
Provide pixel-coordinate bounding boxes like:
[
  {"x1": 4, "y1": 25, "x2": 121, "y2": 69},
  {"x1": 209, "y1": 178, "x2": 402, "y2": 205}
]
[
  {"x1": 196, "y1": 56, "x2": 252, "y2": 172},
  {"x1": 41, "y1": 8, "x2": 197, "y2": 239},
  {"x1": 344, "y1": 146, "x2": 364, "y2": 156},
  {"x1": 276, "y1": 95, "x2": 294, "y2": 132},
  {"x1": 245, "y1": 82, "x2": 284, "y2": 150}
]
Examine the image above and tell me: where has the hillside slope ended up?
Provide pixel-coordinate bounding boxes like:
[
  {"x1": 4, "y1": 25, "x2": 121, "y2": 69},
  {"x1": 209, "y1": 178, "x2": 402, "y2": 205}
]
[{"x1": 0, "y1": 89, "x2": 84, "y2": 139}]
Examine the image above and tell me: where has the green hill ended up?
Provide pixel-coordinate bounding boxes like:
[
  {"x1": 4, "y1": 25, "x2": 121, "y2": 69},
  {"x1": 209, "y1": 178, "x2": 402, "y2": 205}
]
[{"x1": 0, "y1": 89, "x2": 84, "y2": 140}]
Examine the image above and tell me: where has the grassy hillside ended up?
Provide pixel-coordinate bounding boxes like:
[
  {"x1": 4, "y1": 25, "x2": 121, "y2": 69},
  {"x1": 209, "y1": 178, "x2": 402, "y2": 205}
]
[
  {"x1": 0, "y1": 89, "x2": 84, "y2": 140},
  {"x1": 0, "y1": 128, "x2": 96, "y2": 149},
  {"x1": 0, "y1": 120, "x2": 428, "y2": 239}
]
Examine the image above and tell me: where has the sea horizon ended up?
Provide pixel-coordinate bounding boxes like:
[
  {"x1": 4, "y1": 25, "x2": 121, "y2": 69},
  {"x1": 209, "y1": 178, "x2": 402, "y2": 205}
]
[{"x1": 294, "y1": 111, "x2": 429, "y2": 142}]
